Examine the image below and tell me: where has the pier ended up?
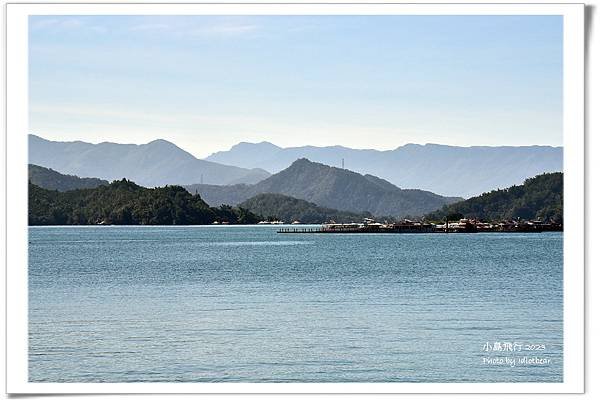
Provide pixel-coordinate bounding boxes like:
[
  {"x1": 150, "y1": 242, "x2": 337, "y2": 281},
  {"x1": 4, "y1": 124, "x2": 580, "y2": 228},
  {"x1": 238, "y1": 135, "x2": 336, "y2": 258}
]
[
  {"x1": 277, "y1": 219, "x2": 562, "y2": 234},
  {"x1": 277, "y1": 227, "x2": 326, "y2": 234},
  {"x1": 278, "y1": 221, "x2": 436, "y2": 234}
]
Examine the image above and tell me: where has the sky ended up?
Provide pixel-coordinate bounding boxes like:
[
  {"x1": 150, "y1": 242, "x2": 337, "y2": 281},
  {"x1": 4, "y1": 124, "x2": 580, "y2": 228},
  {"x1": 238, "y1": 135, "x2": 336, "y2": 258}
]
[{"x1": 29, "y1": 15, "x2": 563, "y2": 158}]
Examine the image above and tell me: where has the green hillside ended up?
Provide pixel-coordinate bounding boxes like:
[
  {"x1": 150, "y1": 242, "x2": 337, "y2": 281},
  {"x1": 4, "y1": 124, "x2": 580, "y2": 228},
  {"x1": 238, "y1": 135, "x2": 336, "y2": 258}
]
[
  {"x1": 29, "y1": 179, "x2": 261, "y2": 225},
  {"x1": 426, "y1": 172, "x2": 563, "y2": 222},
  {"x1": 239, "y1": 193, "x2": 372, "y2": 223},
  {"x1": 188, "y1": 158, "x2": 461, "y2": 218}
]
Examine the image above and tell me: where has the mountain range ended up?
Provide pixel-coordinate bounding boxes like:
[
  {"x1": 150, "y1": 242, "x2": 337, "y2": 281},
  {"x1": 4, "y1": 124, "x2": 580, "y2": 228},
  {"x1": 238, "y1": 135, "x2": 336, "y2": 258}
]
[
  {"x1": 26, "y1": 160, "x2": 563, "y2": 224},
  {"x1": 206, "y1": 142, "x2": 563, "y2": 198},
  {"x1": 29, "y1": 164, "x2": 108, "y2": 191},
  {"x1": 187, "y1": 158, "x2": 462, "y2": 217},
  {"x1": 30, "y1": 134, "x2": 563, "y2": 198},
  {"x1": 27, "y1": 165, "x2": 377, "y2": 224},
  {"x1": 29, "y1": 134, "x2": 270, "y2": 187}
]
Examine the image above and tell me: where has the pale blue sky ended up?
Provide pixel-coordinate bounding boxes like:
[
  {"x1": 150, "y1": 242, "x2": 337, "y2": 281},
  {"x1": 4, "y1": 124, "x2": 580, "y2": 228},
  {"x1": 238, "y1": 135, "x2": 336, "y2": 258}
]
[{"x1": 29, "y1": 15, "x2": 563, "y2": 158}]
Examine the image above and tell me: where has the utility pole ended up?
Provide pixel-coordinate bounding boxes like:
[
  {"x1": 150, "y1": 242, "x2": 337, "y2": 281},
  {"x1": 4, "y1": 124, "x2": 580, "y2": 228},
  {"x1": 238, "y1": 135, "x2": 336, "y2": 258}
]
[{"x1": 342, "y1": 158, "x2": 345, "y2": 169}]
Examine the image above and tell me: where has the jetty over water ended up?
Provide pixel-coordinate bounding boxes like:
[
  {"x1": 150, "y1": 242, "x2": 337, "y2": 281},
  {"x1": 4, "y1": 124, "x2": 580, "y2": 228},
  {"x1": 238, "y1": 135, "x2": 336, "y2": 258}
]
[
  {"x1": 278, "y1": 220, "x2": 435, "y2": 234},
  {"x1": 277, "y1": 218, "x2": 562, "y2": 234}
]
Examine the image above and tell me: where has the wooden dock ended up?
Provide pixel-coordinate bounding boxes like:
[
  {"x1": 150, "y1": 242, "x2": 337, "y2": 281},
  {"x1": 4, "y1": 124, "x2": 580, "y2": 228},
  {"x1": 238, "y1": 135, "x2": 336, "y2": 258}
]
[
  {"x1": 277, "y1": 222, "x2": 562, "y2": 234},
  {"x1": 277, "y1": 228, "x2": 326, "y2": 234},
  {"x1": 278, "y1": 225, "x2": 435, "y2": 234}
]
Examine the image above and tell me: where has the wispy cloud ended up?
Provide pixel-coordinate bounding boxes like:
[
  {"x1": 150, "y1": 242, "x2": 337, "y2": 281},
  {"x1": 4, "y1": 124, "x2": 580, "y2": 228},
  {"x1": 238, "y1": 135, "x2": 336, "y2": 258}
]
[
  {"x1": 192, "y1": 23, "x2": 259, "y2": 36},
  {"x1": 29, "y1": 16, "x2": 563, "y2": 150},
  {"x1": 129, "y1": 23, "x2": 171, "y2": 32},
  {"x1": 30, "y1": 16, "x2": 107, "y2": 35},
  {"x1": 28, "y1": 103, "x2": 427, "y2": 157},
  {"x1": 59, "y1": 18, "x2": 83, "y2": 29},
  {"x1": 127, "y1": 17, "x2": 261, "y2": 38},
  {"x1": 30, "y1": 17, "x2": 83, "y2": 31},
  {"x1": 31, "y1": 16, "x2": 262, "y2": 39},
  {"x1": 89, "y1": 25, "x2": 108, "y2": 34},
  {"x1": 29, "y1": 17, "x2": 61, "y2": 30}
]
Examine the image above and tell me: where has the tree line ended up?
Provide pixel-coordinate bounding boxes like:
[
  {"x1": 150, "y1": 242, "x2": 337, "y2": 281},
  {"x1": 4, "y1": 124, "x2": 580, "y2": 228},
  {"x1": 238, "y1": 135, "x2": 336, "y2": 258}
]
[
  {"x1": 239, "y1": 193, "x2": 373, "y2": 223},
  {"x1": 426, "y1": 172, "x2": 563, "y2": 222},
  {"x1": 29, "y1": 179, "x2": 262, "y2": 225}
]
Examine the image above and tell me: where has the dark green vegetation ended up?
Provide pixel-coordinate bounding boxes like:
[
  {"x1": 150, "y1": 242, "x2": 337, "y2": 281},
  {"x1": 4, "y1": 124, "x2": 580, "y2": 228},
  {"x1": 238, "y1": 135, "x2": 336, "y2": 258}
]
[
  {"x1": 426, "y1": 172, "x2": 563, "y2": 222},
  {"x1": 239, "y1": 193, "x2": 373, "y2": 223},
  {"x1": 187, "y1": 158, "x2": 462, "y2": 218},
  {"x1": 29, "y1": 164, "x2": 109, "y2": 191},
  {"x1": 29, "y1": 179, "x2": 261, "y2": 225},
  {"x1": 28, "y1": 158, "x2": 562, "y2": 225}
]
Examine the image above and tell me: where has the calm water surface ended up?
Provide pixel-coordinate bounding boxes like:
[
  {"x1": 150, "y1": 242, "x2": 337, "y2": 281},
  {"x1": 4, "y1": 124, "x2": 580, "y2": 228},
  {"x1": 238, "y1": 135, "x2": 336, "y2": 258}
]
[{"x1": 29, "y1": 226, "x2": 563, "y2": 382}]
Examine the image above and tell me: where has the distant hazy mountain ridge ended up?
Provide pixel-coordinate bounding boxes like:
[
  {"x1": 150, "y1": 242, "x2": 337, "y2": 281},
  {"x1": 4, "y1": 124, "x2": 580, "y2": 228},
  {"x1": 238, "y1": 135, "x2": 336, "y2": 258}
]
[
  {"x1": 206, "y1": 142, "x2": 562, "y2": 198},
  {"x1": 29, "y1": 135, "x2": 271, "y2": 187},
  {"x1": 187, "y1": 158, "x2": 461, "y2": 217},
  {"x1": 29, "y1": 164, "x2": 109, "y2": 191},
  {"x1": 186, "y1": 183, "x2": 252, "y2": 207}
]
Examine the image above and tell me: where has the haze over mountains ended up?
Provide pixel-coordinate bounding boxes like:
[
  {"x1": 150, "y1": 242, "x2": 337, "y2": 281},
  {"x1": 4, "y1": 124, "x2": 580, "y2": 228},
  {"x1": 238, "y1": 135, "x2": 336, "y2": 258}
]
[
  {"x1": 29, "y1": 164, "x2": 109, "y2": 191},
  {"x1": 29, "y1": 134, "x2": 563, "y2": 218},
  {"x1": 206, "y1": 142, "x2": 563, "y2": 198},
  {"x1": 29, "y1": 135, "x2": 270, "y2": 187},
  {"x1": 31, "y1": 134, "x2": 563, "y2": 199},
  {"x1": 27, "y1": 164, "x2": 378, "y2": 223},
  {"x1": 27, "y1": 163, "x2": 564, "y2": 224},
  {"x1": 187, "y1": 158, "x2": 462, "y2": 217}
]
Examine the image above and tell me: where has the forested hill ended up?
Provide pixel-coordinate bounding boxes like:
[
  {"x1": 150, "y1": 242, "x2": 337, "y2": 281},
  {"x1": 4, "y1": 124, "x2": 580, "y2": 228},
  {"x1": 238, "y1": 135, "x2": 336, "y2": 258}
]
[
  {"x1": 239, "y1": 193, "x2": 373, "y2": 223},
  {"x1": 29, "y1": 179, "x2": 262, "y2": 225},
  {"x1": 29, "y1": 164, "x2": 109, "y2": 191},
  {"x1": 426, "y1": 172, "x2": 563, "y2": 222},
  {"x1": 188, "y1": 158, "x2": 461, "y2": 218}
]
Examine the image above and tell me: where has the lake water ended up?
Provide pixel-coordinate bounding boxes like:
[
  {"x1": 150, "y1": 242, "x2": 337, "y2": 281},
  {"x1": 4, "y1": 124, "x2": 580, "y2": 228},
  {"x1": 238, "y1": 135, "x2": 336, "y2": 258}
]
[{"x1": 29, "y1": 226, "x2": 563, "y2": 383}]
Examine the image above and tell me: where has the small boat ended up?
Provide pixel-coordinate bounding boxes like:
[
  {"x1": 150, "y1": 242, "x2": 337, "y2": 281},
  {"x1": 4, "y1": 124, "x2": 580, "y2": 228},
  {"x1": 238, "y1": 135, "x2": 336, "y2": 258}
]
[{"x1": 291, "y1": 220, "x2": 301, "y2": 225}]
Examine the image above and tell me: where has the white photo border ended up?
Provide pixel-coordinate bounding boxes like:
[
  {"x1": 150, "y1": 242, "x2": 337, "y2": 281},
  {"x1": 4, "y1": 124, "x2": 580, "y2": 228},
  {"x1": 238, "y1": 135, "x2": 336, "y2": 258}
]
[{"x1": 5, "y1": 2, "x2": 585, "y2": 394}]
